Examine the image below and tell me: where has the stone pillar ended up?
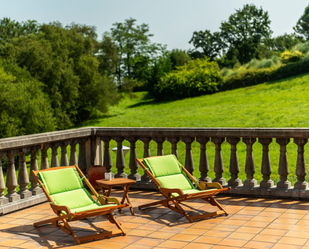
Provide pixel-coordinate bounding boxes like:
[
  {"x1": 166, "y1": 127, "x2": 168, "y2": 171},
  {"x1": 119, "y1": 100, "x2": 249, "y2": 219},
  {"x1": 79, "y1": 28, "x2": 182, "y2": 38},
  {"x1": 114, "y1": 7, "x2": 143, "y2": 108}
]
[
  {"x1": 197, "y1": 137, "x2": 211, "y2": 182},
  {"x1": 0, "y1": 152, "x2": 9, "y2": 205},
  {"x1": 78, "y1": 138, "x2": 88, "y2": 174},
  {"x1": 182, "y1": 137, "x2": 195, "y2": 174},
  {"x1": 6, "y1": 150, "x2": 20, "y2": 202},
  {"x1": 243, "y1": 138, "x2": 258, "y2": 188},
  {"x1": 18, "y1": 148, "x2": 32, "y2": 199},
  {"x1": 154, "y1": 137, "x2": 165, "y2": 156},
  {"x1": 212, "y1": 137, "x2": 226, "y2": 185},
  {"x1": 276, "y1": 138, "x2": 291, "y2": 189},
  {"x1": 41, "y1": 144, "x2": 49, "y2": 170},
  {"x1": 114, "y1": 137, "x2": 128, "y2": 178},
  {"x1": 102, "y1": 137, "x2": 112, "y2": 173},
  {"x1": 30, "y1": 145, "x2": 43, "y2": 195},
  {"x1": 168, "y1": 137, "x2": 180, "y2": 159},
  {"x1": 140, "y1": 137, "x2": 151, "y2": 181},
  {"x1": 227, "y1": 138, "x2": 242, "y2": 186},
  {"x1": 51, "y1": 143, "x2": 60, "y2": 167},
  {"x1": 91, "y1": 136, "x2": 103, "y2": 166},
  {"x1": 259, "y1": 138, "x2": 274, "y2": 188},
  {"x1": 127, "y1": 137, "x2": 141, "y2": 181},
  {"x1": 294, "y1": 138, "x2": 308, "y2": 190},
  {"x1": 60, "y1": 141, "x2": 70, "y2": 166},
  {"x1": 69, "y1": 140, "x2": 78, "y2": 165}
]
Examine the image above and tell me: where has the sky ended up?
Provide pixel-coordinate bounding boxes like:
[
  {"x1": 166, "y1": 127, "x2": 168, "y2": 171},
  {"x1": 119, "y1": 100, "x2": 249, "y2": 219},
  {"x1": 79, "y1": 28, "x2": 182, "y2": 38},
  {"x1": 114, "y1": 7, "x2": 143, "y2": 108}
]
[{"x1": 0, "y1": 0, "x2": 308, "y2": 51}]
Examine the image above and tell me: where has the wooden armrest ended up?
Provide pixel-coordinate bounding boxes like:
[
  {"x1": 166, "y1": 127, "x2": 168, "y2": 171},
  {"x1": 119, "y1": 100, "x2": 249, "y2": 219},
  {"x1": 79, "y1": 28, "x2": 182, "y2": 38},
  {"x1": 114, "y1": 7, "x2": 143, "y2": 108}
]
[
  {"x1": 50, "y1": 203, "x2": 72, "y2": 216},
  {"x1": 97, "y1": 195, "x2": 120, "y2": 205},
  {"x1": 197, "y1": 181, "x2": 223, "y2": 190},
  {"x1": 106, "y1": 197, "x2": 120, "y2": 205},
  {"x1": 160, "y1": 187, "x2": 184, "y2": 197}
]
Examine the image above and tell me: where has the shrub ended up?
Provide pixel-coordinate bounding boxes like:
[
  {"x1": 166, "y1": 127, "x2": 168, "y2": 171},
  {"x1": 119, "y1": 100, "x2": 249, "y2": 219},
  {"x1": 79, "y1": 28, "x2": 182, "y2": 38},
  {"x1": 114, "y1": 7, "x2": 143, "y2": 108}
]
[
  {"x1": 292, "y1": 41, "x2": 309, "y2": 54},
  {"x1": 156, "y1": 57, "x2": 221, "y2": 100},
  {"x1": 280, "y1": 50, "x2": 303, "y2": 64}
]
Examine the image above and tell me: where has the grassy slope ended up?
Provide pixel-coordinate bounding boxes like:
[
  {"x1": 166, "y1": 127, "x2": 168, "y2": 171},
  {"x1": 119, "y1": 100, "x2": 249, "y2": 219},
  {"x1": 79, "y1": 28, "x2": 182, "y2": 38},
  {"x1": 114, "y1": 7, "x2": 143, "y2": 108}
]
[
  {"x1": 80, "y1": 73, "x2": 309, "y2": 185},
  {"x1": 82, "y1": 74, "x2": 309, "y2": 128}
]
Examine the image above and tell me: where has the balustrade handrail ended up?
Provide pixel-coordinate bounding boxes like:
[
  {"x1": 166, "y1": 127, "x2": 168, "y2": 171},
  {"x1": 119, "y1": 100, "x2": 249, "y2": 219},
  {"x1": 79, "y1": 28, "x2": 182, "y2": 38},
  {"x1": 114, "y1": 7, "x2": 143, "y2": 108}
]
[{"x1": 1, "y1": 126, "x2": 309, "y2": 215}]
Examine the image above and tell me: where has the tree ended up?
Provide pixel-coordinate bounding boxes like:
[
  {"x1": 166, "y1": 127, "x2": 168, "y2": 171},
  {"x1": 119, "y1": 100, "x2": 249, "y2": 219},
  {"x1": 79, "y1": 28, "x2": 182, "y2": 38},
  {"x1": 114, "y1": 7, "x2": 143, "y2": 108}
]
[
  {"x1": 108, "y1": 18, "x2": 162, "y2": 86},
  {"x1": 220, "y1": 4, "x2": 272, "y2": 64},
  {"x1": 0, "y1": 17, "x2": 38, "y2": 42},
  {"x1": 294, "y1": 5, "x2": 309, "y2": 40},
  {"x1": 189, "y1": 30, "x2": 226, "y2": 60},
  {"x1": 169, "y1": 49, "x2": 191, "y2": 69}
]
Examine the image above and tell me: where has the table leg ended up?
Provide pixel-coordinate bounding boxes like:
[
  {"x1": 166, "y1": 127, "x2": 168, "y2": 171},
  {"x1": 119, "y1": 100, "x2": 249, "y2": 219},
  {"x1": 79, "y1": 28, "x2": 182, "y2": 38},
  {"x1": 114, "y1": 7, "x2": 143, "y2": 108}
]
[{"x1": 120, "y1": 184, "x2": 134, "y2": 215}]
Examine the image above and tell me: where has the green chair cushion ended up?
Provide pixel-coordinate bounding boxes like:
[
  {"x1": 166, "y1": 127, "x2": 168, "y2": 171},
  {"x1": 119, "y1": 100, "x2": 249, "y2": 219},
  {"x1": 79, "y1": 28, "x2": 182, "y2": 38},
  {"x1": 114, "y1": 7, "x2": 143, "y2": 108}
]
[
  {"x1": 143, "y1": 155, "x2": 182, "y2": 177},
  {"x1": 38, "y1": 168, "x2": 83, "y2": 195},
  {"x1": 51, "y1": 188, "x2": 96, "y2": 210},
  {"x1": 143, "y1": 155, "x2": 194, "y2": 190},
  {"x1": 157, "y1": 174, "x2": 193, "y2": 190}
]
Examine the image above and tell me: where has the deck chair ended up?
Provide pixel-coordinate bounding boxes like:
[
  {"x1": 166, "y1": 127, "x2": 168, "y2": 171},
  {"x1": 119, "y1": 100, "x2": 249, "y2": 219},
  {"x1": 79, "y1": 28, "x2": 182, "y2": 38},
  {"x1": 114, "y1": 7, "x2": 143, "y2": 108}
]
[
  {"x1": 32, "y1": 165, "x2": 128, "y2": 244},
  {"x1": 136, "y1": 155, "x2": 231, "y2": 223}
]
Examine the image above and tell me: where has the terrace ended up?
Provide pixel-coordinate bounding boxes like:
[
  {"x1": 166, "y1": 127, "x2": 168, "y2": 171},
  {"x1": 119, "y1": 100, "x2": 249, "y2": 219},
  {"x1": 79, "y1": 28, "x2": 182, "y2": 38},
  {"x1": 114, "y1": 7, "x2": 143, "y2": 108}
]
[{"x1": 1, "y1": 127, "x2": 309, "y2": 248}]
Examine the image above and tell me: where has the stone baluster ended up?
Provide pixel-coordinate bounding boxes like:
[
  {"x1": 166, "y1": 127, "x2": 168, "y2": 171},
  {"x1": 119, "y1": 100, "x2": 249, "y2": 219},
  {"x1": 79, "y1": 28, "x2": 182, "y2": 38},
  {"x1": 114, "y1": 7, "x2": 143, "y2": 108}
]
[
  {"x1": 259, "y1": 138, "x2": 274, "y2": 188},
  {"x1": 78, "y1": 138, "x2": 88, "y2": 174},
  {"x1": 114, "y1": 137, "x2": 127, "y2": 178},
  {"x1": 6, "y1": 150, "x2": 20, "y2": 202},
  {"x1": 18, "y1": 148, "x2": 32, "y2": 199},
  {"x1": 294, "y1": 138, "x2": 308, "y2": 190},
  {"x1": 212, "y1": 137, "x2": 226, "y2": 185},
  {"x1": 102, "y1": 137, "x2": 112, "y2": 173},
  {"x1": 154, "y1": 137, "x2": 165, "y2": 156},
  {"x1": 29, "y1": 145, "x2": 42, "y2": 195},
  {"x1": 243, "y1": 138, "x2": 258, "y2": 188},
  {"x1": 168, "y1": 137, "x2": 180, "y2": 159},
  {"x1": 41, "y1": 144, "x2": 49, "y2": 170},
  {"x1": 51, "y1": 143, "x2": 60, "y2": 167},
  {"x1": 140, "y1": 137, "x2": 151, "y2": 181},
  {"x1": 227, "y1": 138, "x2": 242, "y2": 186},
  {"x1": 276, "y1": 138, "x2": 291, "y2": 189},
  {"x1": 69, "y1": 140, "x2": 78, "y2": 165},
  {"x1": 140, "y1": 137, "x2": 151, "y2": 158},
  {"x1": 196, "y1": 137, "x2": 211, "y2": 182},
  {"x1": 60, "y1": 141, "x2": 70, "y2": 166},
  {"x1": 0, "y1": 152, "x2": 9, "y2": 205},
  {"x1": 127, "y1": 137, "x2": 141, "y2": 181},
  {"x1": 182, "y1": 137, "x2": 195, "y2": 174}
]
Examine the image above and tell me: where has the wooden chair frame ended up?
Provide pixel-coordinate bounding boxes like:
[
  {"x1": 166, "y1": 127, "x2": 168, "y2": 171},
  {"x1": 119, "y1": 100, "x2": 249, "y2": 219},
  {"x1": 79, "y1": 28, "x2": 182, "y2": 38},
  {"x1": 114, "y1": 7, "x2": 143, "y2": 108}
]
[
  {"x1": 137, "y1": 157, "x2": 231, "y2": 223},
  {"x1": 32, "y1": 165, "x2": 128, "y2": 244}
]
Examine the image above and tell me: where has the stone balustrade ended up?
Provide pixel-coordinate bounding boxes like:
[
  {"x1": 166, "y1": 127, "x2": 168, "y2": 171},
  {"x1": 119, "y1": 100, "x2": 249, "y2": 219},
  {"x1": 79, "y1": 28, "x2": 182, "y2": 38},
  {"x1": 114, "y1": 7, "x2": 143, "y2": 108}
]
[{"x1": 1, "y1": 127, "x2": 309, "y2": 214}]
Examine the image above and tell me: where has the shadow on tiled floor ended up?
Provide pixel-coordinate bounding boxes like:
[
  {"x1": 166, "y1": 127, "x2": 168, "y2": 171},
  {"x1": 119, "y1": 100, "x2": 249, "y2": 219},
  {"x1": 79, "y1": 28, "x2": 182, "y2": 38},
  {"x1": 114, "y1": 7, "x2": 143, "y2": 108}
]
[{"x1": 1, "y1": 190, "x2": 309, "y2": 248}]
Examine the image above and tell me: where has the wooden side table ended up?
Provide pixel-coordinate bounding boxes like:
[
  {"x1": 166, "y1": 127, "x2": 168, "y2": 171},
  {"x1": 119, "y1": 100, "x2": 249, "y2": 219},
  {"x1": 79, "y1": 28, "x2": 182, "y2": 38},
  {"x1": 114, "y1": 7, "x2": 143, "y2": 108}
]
[{"x1": 96, "y1": 178, "x2": 136, "y2": 215}]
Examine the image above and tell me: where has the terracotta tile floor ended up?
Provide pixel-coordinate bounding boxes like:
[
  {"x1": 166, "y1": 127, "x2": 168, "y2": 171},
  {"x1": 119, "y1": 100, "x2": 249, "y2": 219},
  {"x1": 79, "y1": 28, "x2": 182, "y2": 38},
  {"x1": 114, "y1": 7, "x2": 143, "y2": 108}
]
[{"x1": 1, "y1": 190, "x2": 309, "y2": 248}]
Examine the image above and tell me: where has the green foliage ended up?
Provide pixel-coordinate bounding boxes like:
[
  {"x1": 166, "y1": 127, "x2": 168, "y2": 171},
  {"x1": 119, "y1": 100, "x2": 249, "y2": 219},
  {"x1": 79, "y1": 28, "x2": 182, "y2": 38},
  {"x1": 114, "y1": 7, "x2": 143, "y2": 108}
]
[
  {"x1": 155, "y1": 57, "x2": 221, "y2": 101},
  {"x1": 107, "y1": 18, "x2": 163, "y2": 87},
  {"x1": 0, "y1": 21, "x2": 119, "y2": 129},
  {"x1": 0, "y1": 17, "x2": 39, "y2": 42},
  {"x1": 189, "y1": 30, "x2": 226, "y2": 60},
  {"x1": 222, "y1": 53, "x2": 309, "y2": 91},
  {"x1": 0, "y1": 61, "x2": 55, "y2": 138},
  {"x1": 280, "y1": 50, "x2": 303, "y2": 64},
  {"x1": 169, "y1": 49, "x2": 191, "y2": 69},
  {"x1": 220, "y1": 4, "x2": 272, "y2": 64},
  {"x1": 291, "y1": 41, "x2": 309, "y2": 54},
  {"x1": 270, "y1": 33, "x2": 304, "y2": 52},
  {"x1": 294, "y1": 4, "x2": 309, "y2": 40}
]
